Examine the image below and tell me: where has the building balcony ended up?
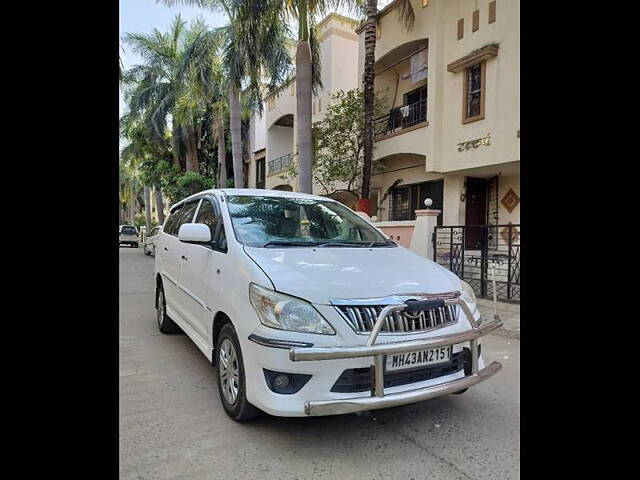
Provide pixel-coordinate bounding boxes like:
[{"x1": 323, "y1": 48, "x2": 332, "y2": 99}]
[
  {"x1": 268, "y1": 153, "x2": 293, "y2": 176},
  {"x1": 374, "y1": 98, "x2": 427, "y2": 140}
]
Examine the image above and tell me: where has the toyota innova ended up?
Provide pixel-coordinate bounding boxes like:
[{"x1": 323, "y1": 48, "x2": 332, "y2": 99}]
[{"x1": 154, "y1": 189, "x2": 502, "y2": 421}]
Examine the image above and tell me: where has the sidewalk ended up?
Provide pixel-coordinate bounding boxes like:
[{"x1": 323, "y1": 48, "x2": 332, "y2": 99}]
[{"x1": 477, "y1": 298, "x2": 520, "y2": 339}]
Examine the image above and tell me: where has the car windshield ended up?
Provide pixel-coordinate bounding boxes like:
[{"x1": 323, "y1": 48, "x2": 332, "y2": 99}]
[
  {"x1": 121, "y1": 227, "x2": 137, "y2": 235},
  {"x1": 226, "y1": 195, "x2": 394, "y2": 248}
]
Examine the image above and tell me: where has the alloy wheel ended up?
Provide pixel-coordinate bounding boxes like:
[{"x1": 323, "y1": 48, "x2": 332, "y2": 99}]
[{"x1": 219, "y1": 338, "x2": 240, "y2": 405}]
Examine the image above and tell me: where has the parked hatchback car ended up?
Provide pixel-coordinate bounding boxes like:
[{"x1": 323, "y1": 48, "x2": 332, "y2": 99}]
[
  {"x1": 143, "y1": 226, "x2": 162, "y2": 256},
  {"x1": 119, "y1": 225, "x2": 139, "y2": 248},
  {"x1": 154, "y1": 189, "x2": 503, "y2": 421}
]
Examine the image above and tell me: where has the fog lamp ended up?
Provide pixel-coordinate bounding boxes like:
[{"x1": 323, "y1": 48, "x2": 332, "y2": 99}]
[{"x1": 273, "y1": 374, "x2": 290, "y2": 389}]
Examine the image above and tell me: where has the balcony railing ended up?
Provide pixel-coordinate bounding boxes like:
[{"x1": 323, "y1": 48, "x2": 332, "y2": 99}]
[
  {"x1": 268, "y1": 153, "x2": 293, "y2": 175},
  {"x1": 374, "y1": 99, "x2": 427, "y2": 138}
]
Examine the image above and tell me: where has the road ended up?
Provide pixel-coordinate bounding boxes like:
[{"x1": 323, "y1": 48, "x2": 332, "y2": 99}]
[{"x1": 119, "y1": 246, "x2": 520, "y2": 480}]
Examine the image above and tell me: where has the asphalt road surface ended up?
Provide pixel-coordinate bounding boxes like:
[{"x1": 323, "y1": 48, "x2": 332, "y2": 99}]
[{"x1": 119, "y1": 246, "x2": 520, "y2": 480}]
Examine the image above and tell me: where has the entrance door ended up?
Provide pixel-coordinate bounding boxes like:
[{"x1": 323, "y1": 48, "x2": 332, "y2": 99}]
[{"x1": 465, "y1": 177, "x2": 488, "y2": 249}]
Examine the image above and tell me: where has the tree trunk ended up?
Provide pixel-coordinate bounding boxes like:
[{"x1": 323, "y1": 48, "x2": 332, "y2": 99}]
[
  {"x1": 129, "y1": 187, "x2": 135, "y2": 225},
  {"x1": 154, "y1": 187, "x2": 165, "y2": 224},
  {"x1": 229, "y1": 85, "x2": 243, "y2": 188},
  {"x1": 217, "y1": 121, "x2": 227, "y2": 188},
  {"x1": 296, "y1": 34, "x2": 313, "y2": 194},
  {"x1": 171, "y1": 124, "x2": 182, "y2": 170},
  {"x1": 359, "y1": 0, "x2": 378, "y2": 215},
  {"x1": 185, "y1": 127, "x2": 200, "y2": 173},
  {"x1": 144, "y1": 185, "x2": 152, "y2": 240}
]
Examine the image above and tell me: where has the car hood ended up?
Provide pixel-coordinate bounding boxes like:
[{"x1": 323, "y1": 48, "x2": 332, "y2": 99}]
[{"x1": 243, "y1": 245, "x2": 461, "y2": 304}]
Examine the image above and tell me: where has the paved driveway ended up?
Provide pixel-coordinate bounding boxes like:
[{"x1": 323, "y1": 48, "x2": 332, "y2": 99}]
[{"x1": 119, "y1": 246, "x2": 520, "y2": 480}]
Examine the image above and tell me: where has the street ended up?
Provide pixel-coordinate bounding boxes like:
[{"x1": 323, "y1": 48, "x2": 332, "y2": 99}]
[{"x1": 119, "y1": 246, "x2": 520, "y2": 480}]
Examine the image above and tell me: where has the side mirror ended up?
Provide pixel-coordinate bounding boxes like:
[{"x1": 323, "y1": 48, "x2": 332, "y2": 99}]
[{"x1": 178, "y1": 223, "x2": 211, "y2": 244}]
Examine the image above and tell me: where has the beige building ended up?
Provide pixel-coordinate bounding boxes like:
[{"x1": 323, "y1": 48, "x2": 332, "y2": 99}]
[
  {"x1": 246, "y1": 13, "x2": 361, "y2": 206},
  {"x1": 246, "y1": 0, "x2": 519, "y2": 231},
  {"x1": 360, "y1": 0, "x2": 519, "y2": 230}
]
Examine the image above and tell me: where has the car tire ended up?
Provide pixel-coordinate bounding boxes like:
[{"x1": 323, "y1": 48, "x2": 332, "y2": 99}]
[
  {"x1": 216, "y1": 324, "x2": 261, "y2": 421},
  {"x1": 156, "y1": 283, "x2": 179, "y2": 334},
  {"x1": 144, "y1": 246, "x2": 151, "y2": 256},
  {"x1": 133, "y1": 242, "x2": 139, "y2": 248}
]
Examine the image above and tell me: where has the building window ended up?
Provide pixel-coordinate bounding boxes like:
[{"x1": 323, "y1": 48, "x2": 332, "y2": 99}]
[
  {"x1": 256, "y1": 158, "x2": 265, "y2": 189},
  {"x1": 457, "y1": 18, "x2": 464, "y2": 40},
  {"x1": 463, "y1": 62, "x2": 485, "y2": 123},
  {"x1": 389, "y1": 180, "x2": 443, "y2": 224},
  {"x1": 489, "y1": 1, "x2": 496, "y2": 24},
  {"x1": 472, "y1": 9, "x2": 479, "y2": 32}
]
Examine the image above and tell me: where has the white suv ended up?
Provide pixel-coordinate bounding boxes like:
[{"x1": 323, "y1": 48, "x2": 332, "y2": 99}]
[
  {"x1": 119, "y1": 225, "x2": 139, "y2": 248},
  {"x1": 154, "y1": 189, "x2": 502, "y2": 421}
]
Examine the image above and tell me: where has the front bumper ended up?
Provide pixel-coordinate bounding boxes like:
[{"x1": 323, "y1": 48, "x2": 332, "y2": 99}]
[{"x1": 289, "y1": 297, "x2": 503, "y2": 416}]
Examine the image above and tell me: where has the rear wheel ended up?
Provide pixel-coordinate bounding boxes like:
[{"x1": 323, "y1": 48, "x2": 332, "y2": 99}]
[
  {"x1": 216, "y1": 324, "x2": 260, "y2": 421},
  {"x1": 144, "y1": 246, "x2": 151, "y2": 255},
  {"x1": 156, "y1": 284, "x2": 179, "y2": 334}
]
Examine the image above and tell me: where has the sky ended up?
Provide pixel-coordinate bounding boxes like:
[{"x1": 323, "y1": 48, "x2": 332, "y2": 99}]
[{"x1": 119, "y1": 0, "x2": 394, "y2": 117}]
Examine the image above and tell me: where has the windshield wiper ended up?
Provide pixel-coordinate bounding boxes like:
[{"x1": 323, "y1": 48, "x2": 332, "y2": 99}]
[
  {"x1": 316, "y1": 242, "x2": 370, "y2": 248},
  {"x1": 367, "y1": 240, "x2": 396, "y2": 248},
  {"x1": 261, "y1": 241, "x2": 319, "y2": 248}
]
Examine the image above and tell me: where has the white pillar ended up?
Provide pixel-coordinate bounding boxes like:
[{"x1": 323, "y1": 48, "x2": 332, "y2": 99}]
[{"x1": 409, "y1": 209, "x2": 441, "y2": 260}]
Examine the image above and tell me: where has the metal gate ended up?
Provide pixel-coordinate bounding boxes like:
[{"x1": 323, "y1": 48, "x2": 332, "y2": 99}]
[{"x1": 432, "y1": 224, "x2": 520, "y2": 302}]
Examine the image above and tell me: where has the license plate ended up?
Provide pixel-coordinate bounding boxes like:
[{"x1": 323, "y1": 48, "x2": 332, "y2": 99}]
[{"x1": 385, "y1": 346, "x2": 452, "y2": 372}]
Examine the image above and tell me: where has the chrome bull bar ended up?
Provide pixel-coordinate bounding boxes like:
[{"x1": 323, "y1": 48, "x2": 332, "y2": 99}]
[{"x1": 289, "y1": 297, "x2": 503, "y2": 416}]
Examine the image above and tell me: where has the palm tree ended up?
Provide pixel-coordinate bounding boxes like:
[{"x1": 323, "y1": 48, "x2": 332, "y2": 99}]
[
  {"x1": 122, "y1": 15, "x2": 209, "y2": 173},
  {"x1": 121, "y1": 115, "x2": 168, "y2": 229},
  {"x1": 270, "y1": 0, "x2": 335, "y2": 194},
  {"x1": 144, "y1": 185, "x2": 153, "y2": 236},
  {"x1": 159, "y1": 0, "x2": 291, "y2": 188},
  {"x1": 359, "y1": 0, "x2": 415, "y2": 213}
]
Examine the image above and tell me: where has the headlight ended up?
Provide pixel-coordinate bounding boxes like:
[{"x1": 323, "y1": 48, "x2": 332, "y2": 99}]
[
  {"x1": 459, "y1": 280, "x2": 479, "y2": 315},
  {"x1": 249, "y1": 284, "x2": 335, "y2": 335}
]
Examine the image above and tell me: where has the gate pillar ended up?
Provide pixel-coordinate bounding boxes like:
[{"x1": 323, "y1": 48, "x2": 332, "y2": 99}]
[{"x1": 410, "y1": 207, "x2": 441, "y2": 260}]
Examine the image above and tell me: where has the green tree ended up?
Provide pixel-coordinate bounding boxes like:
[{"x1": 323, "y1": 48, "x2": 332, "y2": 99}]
[{"x1": 311, "y1": 88, "x2": 386, "y2": 195}]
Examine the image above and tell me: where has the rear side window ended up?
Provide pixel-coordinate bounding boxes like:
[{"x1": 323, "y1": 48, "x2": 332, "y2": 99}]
[{"x1": 121, "y1": 226, "x2": 137, "y2": 235}]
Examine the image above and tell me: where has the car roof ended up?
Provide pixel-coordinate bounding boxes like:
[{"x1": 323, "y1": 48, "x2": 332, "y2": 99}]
[{"x1": 168, "y1": 188, "x2": 339, "y2": 212}]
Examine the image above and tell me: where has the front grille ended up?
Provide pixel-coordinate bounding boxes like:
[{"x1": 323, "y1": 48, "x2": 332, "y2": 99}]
[
  {"x1": 331, "y1": 349, "x2": 471, "y2": 393},
  {"x1": 335, "y1": 304, "x2": 458, "y2": 334}
]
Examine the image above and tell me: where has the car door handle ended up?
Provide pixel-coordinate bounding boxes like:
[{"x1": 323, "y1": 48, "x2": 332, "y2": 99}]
[{"x1": 181, "y1": 255, "x2": 188, "y2": 261}]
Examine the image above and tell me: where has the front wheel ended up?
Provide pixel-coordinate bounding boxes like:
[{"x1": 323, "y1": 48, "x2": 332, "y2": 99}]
[
  {"x1": 216, "y1": 324, "x2": 260, "y2": 421},
  {"x1": 144, "y1": 246, "x2": 151, "y2": 256}
]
